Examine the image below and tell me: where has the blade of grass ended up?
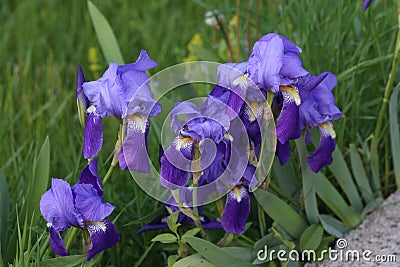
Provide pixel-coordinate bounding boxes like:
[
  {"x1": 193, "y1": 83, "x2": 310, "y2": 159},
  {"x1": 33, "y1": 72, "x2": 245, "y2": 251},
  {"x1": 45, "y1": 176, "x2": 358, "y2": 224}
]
[
  {"x1": 0, "y1": 170, "x2": 9, "y2": 255},
  {"x1": 87, "y1": 1, "x2": 124, "y2": 64},
  {"x1": 349, "y1": 144, "x2": 374, "y2": 203}
]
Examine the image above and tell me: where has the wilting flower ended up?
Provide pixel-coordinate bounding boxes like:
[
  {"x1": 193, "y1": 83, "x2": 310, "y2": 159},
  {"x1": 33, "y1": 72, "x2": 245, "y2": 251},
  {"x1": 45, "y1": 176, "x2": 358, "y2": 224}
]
[
  {"x1": 40, "y1": 159, "x2": 120, "y2": 260},
  {"x1": 362, "y1": 0, "x2": 373, "y2": 12},
  {"x1": 77, "y1": 50, "x2": 161, "y2": 172}
]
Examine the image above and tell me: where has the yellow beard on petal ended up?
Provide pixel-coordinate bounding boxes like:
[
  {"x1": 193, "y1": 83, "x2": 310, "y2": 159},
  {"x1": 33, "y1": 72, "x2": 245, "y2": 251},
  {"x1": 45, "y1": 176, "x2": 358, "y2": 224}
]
[
  {"x1": 319, "y1": 122, "x2": 336, "y2": 139},
  {"x1": 127, "y1": 115, "x2": 147, "y2": 133},
  {"x1": 174, "y1": 136, "x2": 193, "y2": 151},
  {"x1": 86, "y1": 220, "x2": 107, "y2": 232},
  {"x1": 280, "y1": 85, "x2": 301, "y2": 106},
  {"x1": 233, "y1": 73, "x2": 249, "y2": 89}
]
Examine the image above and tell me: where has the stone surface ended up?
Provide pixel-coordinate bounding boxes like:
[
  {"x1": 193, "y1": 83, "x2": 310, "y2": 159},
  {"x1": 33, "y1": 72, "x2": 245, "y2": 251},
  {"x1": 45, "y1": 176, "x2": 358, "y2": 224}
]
[{"x1": 305, "y1": 189, "x2": 400, "y2": 267}]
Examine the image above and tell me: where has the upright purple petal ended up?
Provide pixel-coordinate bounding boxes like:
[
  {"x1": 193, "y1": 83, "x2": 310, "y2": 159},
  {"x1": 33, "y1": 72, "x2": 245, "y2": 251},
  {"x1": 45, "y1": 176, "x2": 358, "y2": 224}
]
[
  {"x1": 86, "y1": 219, "x2": 120, "y2": 261},
  {"x1": 83, "y1": 113, "x2": 103, "y2": 159},
  {"x1": 307, "y1": 129, "x2": 336, "y2": 173},
  {"x1": 73, "y1": 184, "x2": 114, "y2": 222},
  {"x1": 77, "y1": 158, "x2": 103, "y2": 196},
  {"x1": 117, "y1": 50, "x2": 158, "y2": 73},
  {"x1": 280, "y1": 52, "x2": 309, "y2": 78},
  {"x1": 248, "y1": 34, "x2": 284, "y2": 92},
  {"x1": 49, "y1": 227, "x2": 68, "y2": 256},
  {"x1": 40, "y1": 178, "x2": 83, "y2": 231},
  {"x1": 221, "y1": 186, "x2": 250, "y2": 234}
]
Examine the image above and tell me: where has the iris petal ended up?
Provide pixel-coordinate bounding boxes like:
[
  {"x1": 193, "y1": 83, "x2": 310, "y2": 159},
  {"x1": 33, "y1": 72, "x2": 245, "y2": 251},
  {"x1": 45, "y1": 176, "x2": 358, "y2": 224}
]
[
  {"x1": 307, "y1": 127, "x2": 336, "y2": 173},
  {"x1": 221, "y1": 186, "x2": 250, "y2": 234},
  {"x1": 49, "y1": 227, "x2": 68, "y2": 256},
  {"x1": 276, "y1": 97, "x2": 301, "y2": 144},
  {"x1": 77, "y1": 158, "x2": 103, "y2": 196},
  {"x1": 83, "y1": 113, "x2": 103, "y2": 159},
  {"x1": 73, "y1": 184, "x2": 114, "y2": 222},
  {"x1": 40, "y1": 178, "x2": 83, "y2": 231},
  {"x1": 276, "y1": 141, "x2": 291, "y2": 165},
  {"x1": 86, "y1": 219, "x2": 120, "y2": 261}
]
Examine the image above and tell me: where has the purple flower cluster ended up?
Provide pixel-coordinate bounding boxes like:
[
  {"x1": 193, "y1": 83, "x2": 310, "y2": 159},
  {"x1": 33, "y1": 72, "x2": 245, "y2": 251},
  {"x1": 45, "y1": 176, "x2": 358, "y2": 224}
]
[
  {"x1": 41, "y1": 50, "x2": 161, "y2": 260},
  {"x1": 40, "y1": 159, "x2": 119, "y2": 260},
  {"x1": 158, "y1": 33, "x2": 341, "y2": 234}
]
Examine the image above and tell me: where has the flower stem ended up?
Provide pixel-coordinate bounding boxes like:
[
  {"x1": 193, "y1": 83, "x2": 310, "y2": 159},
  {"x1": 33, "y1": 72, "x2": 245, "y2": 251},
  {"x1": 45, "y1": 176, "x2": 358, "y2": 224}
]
[
  {"x1": 371, "y1": 8, "x2": 400, "y2": 195},
  {"x1": 235, "y1": 0, "x2": 242, "y2": 60},
  {"x1": 65, "y1": 227, "x2": 79, "y2": 251},
  {"x1": 102, "y1": 164, "x2": 115, "y2": 185}
]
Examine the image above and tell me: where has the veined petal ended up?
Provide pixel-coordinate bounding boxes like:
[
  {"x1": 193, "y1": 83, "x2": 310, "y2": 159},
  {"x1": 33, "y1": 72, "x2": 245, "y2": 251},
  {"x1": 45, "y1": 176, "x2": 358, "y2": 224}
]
[
  {"x1": 121, "y1": 120, "x2": 150, "y2": 173},
  {"x1": 40, "y1": 178, "x2": 83, "y2": 231},
  {"x1": 280, "y1": 52, "x2": 309, "y2": 78},
  {"x1": 221, "y1": 186, "x2": 250, "y2": 234},
  {"x1": 276, "y1": 94, "x2": 301, "y2": 144},
  {"x1": 77, "y1": 158, "x2": 103, "y2": 196},
  {"x1": 73, "y1": 184, "x2": 114, "y2": 222},
  {"x1": 49, "y1": 226, "x2": 68, "y2": 256},
  {"x1": 83, "y1": 113, "x2": 103, "y2": 159},
  {"x1": 86, "y1": 219, "x2": 120, "y2": 261},
  {"x1": 307, "y1": 123, "x2": 337, "y2": 173}
]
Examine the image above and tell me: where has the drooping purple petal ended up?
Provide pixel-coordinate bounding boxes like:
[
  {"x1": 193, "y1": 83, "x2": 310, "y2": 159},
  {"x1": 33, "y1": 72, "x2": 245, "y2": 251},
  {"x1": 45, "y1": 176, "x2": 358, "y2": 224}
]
[
  {"x1": 276, "y1": 98, "x2": 301, "y2": 144},
  {"x1": 40, "y1": 178, "x2": 83, "y2": 231},
  {"x1": 276, "y1": 141, "x2": 291, "y2": 165},
  {"x1": 77, "y1": 158, "x2": 103, "y2": 196},
  {"x1": 160, "y1": 147, "x2": 191, "y2": 190},
  {"x1": 49, "y1": 226, "x2": 68, "y2": 256},
  {"x1": 307, "y1": 132, "x2": 336, "y2": 173},
  {"x1": 363, "y1": 0, "x2": 373, "y2": 12},
  {"x1": 83, "y1": 113, "x2": 103, "y2": 159},
  {"x1": 221, "y1": 186, "x2": 250, "y2": 234},
  {"x1": 73, "y1": 184, "x2": 114, "y2": 222},
  {"x1": 120, "y1": 120, "x2": 150, "y2": 173},
  {"x1": 86, "y1": 219, "x2": 120, "y2": 261}
]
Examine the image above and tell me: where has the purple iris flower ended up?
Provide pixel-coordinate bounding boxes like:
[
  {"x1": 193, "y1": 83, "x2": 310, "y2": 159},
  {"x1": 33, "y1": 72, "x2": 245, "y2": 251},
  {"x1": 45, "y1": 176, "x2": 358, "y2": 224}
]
[
  {"x1": 40, "y1": 159, "x2": 120, "y2": 260},
  {"x1": 363, "y1": 0, "x2": 373, "y2": 12},
  {"x1": 160, "y1": 100, "x2": 230, "y2": 190},
  {"x1": 77, "y1": 50, "x2": 161, "y2": 172}
]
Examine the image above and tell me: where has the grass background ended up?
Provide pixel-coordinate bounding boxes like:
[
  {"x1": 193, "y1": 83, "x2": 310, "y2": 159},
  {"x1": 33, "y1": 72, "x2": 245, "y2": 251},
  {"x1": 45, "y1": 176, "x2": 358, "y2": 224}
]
[{"x1": 0, "y1": 0, "x2": 398, "y2": 266}]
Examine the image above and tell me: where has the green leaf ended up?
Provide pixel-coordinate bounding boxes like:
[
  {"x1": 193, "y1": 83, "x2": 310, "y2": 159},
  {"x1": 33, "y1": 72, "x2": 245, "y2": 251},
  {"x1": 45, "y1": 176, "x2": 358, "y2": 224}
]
[
  {"x1": 361, "y1": 197, "x2": 383, "y2": 218},
  {"x1": 0, "y1": 170, "x2": 9, "y2": 254},
  {"x1": 313, "y1": 172, "x2": 360, "y2": 228},
  {"x1": 389, "y1": 84, "x2": 400, "y2": 186},
  {"x1": 167, "y1": 208, "x2": 181, "y2": 235},
  {"x1": 319, "y1": 214, "x2": 351, "y2": 238},
  {"x1": 28, "y1": 136, "x2": 50, "y2": 225},
  {"x1": 295, "y1": 139, "x2": 319, "y2": 224},
  {"x1": 87, "y1": 1, "x2": 124, "y2": 64},
  {"x1": 183, "y1": 237, "x2": 252, "y2": 267},
  {"x1": 349, "y1": 144, "x2": 374, "y2": 204},
  {"x1": 182, "y1": 228, "x2": 201, "y2": 238},
  {"x1": 328, "y1": 147, "x2": 363, "y2": 213},
  {"x1": 40, "y1": 255, "x2": 86, "y2": 267},
  {"x1": 151, "y1": 233, "x2": 177, "y2": 244},
  {"x1": 173, "y1": 254, "x2": 215, "y2": 267},
  {"x1": 168, "y1": 255, "x2": 180, "y2": 267},
  {"x1": 299, "y1": 224, "x2": 324, "y2": 251},
  {"x1": 254, "y1": 189, "x2": 308, "y2": 239}
]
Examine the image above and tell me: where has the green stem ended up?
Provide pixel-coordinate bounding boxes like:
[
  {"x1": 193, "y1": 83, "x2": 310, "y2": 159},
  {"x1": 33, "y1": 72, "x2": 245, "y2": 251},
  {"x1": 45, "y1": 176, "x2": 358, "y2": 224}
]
[
  {"x1": 371, "y1": 8, "x2": 400, "y2": 195},
  {"x1": 102, "y1": 164, "x2": 115, "y2": 185},
  {"x1": 65, "y1": 227, "x2": 79, "y2": 251},
  {"x1": 258, "y1": 204, "x2": 266, "y2": 237}
]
